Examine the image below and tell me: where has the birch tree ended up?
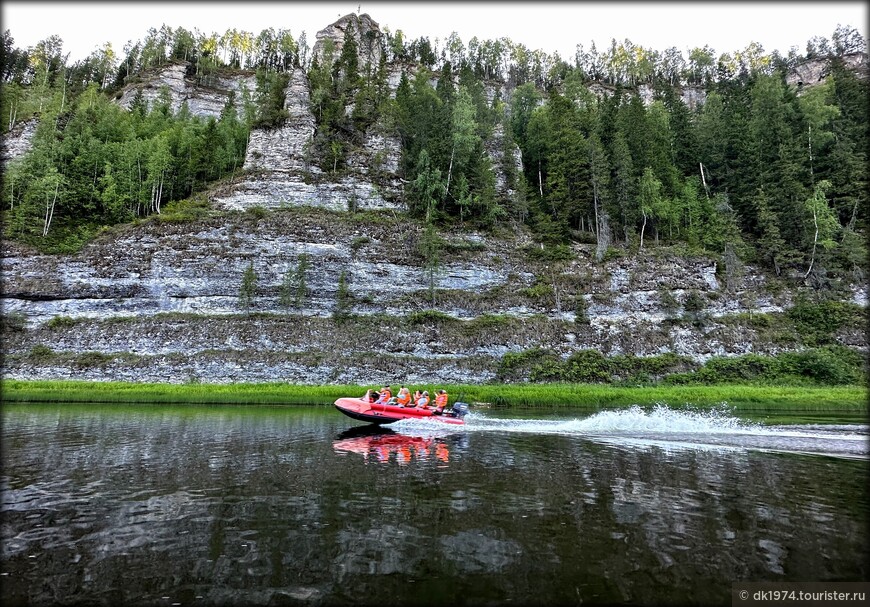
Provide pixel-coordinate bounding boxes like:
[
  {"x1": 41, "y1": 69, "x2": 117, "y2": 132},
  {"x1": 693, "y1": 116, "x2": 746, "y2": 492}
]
[{"x1": 804, "y1": 180, "x2": 838, "y2": 279}]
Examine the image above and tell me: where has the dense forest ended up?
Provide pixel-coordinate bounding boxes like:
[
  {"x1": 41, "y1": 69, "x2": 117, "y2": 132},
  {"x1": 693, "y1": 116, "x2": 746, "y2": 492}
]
[{"x1": 1, "y1": 20, "x2": 867, "y2": 291}]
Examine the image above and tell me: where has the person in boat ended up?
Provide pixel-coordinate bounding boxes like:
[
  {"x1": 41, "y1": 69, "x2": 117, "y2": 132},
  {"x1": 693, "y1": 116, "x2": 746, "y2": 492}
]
[
  {"x1": 433, "y1": 389, "x2": 448, "y2": 414},
  {"x1": 412, "y1": 389, "x2": 422, "y2": 405},
  {"x1": 374, "y1": 385, "x2": 392, "y2": 405},
  {"x1": 395, "y1": 386, "x2": 411, "y2": 407},
  {"x1": 416, "y1": 391, "x2": 430, "y2": 408},
  {"x1": 362, "y1": 388, "x2": 379, "y2": 403}
]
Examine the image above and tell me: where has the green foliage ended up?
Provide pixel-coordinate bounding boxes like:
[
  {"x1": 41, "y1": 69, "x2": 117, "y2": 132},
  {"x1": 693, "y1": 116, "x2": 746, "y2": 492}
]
[
  {"x1": 28, "y1": 345, "x2": 56, "y2": 360},
  {"x1": 785, "y1": 297, "x2": 864, "y2": 346},
  {"x1": 774, "y1": 346, "x2": 866, "y2": 385},
  {"x1": 4, "y1": 379, "x2": 865, "y2": 412},
  {"x1": 157, "y1": 197, "x2": 213, "y2": 223},
  {"x1": 574, "y1": 296, "x2": 589, "y2": 325},
  {"x1": 245, "y1": 205, "x2": 268, "y2": 220},
  {"x1": 45, "y1": 316, "x2": 78, "y2": 330},
  {"x1": 563, "y1": 350, "x2": 611, "y2": 383},
  {"x1": 497, "y1": 348, "x2": 560, "y2": 382},
  {"x1": 334, "y1": 270, "x2": 352, "y2": 321},
  {"x1": 76, "y1": 351, "x2": 114, "y2": 367},
  {"x1": 406, "y1": 309, "x2": 456, "y2": 325},
  {"x1": 238, "y1": 262, "x2": 258, "y2": 312},
  {"x1": 279, "y1": 254, "x2": 310, "y2": 311},
  {"x1": 682, "y1": 290, "x2": 707, "y2": 325},
  {"x1": 665, "y1": 346, "x2": 866, "y2": 386},
  {"x1": 350, "y1": 236, "x2": 370, "y2": 255},
  {"x1": 498, "y1": 348, "x2": 698, "y2": 384},
  {"x1": 498, "y1": 345, "x2": 865, "y2": 387},
  {"x1": 8, "y1": 221, "x2": 102, "y2": 255},
  {"x1": 521, "y1": 281, "x2": 553, "y2": 300},
  {"x1": 463, "y1": 313, "x2": 512, "y2": 335},
  {"x1": 524, "y1": 243, "x2": 574, "y2": 262},
  {"x1": 3, "y1": 79, "x2": 248, "y2": 248},
  {"x1": 2, "y1": 21, "x2": 868, "y2": 287},
  {"x1": 658, "y1": 289, "x2": 680, "y2": 316},
  {"x1": 1, "y1": 312, "x2": 28, "y2": 332},
  {"x1": 252, "y1": 70, "x2": 291, "y2": 128}
]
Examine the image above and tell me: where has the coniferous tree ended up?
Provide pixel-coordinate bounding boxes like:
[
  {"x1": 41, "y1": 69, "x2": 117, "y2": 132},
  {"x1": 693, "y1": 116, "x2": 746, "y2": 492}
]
[{"x1": 239, "y1": 261, "x2": 258, "y2": 313}]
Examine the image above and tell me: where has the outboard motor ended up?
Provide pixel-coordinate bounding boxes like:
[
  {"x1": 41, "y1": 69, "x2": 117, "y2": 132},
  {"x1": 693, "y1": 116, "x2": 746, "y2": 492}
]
[{"x1": 450, "y1": 402, "x2": 469, "y2": 419}]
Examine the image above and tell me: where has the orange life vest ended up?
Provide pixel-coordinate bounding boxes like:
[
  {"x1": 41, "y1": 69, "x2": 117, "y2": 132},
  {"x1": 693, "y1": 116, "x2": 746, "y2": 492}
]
[
  {"x1": 435, "y1": 393, "x2": 448, "y2": 408},
  {"x1": 397, "y1": 391, "x2": 411, "y2": 405}
]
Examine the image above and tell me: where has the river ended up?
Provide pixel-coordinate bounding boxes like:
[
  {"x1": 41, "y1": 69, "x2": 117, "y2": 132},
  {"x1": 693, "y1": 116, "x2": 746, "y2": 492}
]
[{"x1": 1, "y1": 403, "x2": 867, "y2": 605}]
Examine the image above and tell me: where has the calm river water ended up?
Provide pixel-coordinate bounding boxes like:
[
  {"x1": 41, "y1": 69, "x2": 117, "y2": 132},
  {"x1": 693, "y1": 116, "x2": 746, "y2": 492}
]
[{"x1": 1, "y1": 403, "x2": 867, "y2": 606}]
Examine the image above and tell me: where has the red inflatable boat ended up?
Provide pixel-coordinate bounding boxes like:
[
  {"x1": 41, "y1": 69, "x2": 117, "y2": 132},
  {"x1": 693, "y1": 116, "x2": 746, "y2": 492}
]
[{"x1": 333, "y1": 397, "x2": 468, "y2": 425}]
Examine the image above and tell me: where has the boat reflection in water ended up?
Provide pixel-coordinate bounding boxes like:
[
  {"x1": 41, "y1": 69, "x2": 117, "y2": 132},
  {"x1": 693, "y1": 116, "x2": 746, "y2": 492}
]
[{"x1": 333, "y1": 425, "x2": 456, "y2": 465}]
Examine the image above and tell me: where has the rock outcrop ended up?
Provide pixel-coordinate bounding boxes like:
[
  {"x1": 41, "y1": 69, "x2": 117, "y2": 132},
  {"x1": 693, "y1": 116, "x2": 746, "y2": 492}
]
[
  {"x1": 313, "y1": 13, "x2": 384, "y2": 71},
  {"x1": 1, "y1": 118, "x2": 37, "y2": 165},
  {"x1": 2, "y1": 208, "x2": 866, "y2": 384},
  {"x1": 115, "y1": 62, "x2": 257, "y2": 119},
  {"x1": 211, "y1": 65, "x2": 403, "y2": 213},
  {"x1": 786, "y1": 52, "x2": 868, "y2": 89}
]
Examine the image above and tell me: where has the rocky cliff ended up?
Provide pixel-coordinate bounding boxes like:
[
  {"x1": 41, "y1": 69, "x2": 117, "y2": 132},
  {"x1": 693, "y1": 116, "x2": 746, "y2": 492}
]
[
  {"x1": 115, "y1": 62, "x2": 257, "y2": 119},
  {"x1": 785, "y1": 52, "x2": 868, "y2": 89},
  {"x1": 2, "y1": 17, "x2": 867, "y2": 385},
  {"x1": 313, "y1": 13, "x2": 384, "y2": 70},
  {"x1": 2, "y1": 206, "x2": 866, "y2": 384}
]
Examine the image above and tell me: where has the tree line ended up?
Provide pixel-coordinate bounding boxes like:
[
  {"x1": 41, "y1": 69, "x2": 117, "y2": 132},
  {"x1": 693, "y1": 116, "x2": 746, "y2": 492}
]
[{"x1": 0, "y1": 22, "x2": 867, "y2": 288}]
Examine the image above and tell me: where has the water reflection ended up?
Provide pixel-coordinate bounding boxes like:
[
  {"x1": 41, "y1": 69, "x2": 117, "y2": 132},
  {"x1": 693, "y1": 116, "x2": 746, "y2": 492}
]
[
  {"x1": 333, "y1": 426, "x2": 457, "y2": 465},
  {"x1": 1, "y1": 404, "x2": 867, "y2": 606}
]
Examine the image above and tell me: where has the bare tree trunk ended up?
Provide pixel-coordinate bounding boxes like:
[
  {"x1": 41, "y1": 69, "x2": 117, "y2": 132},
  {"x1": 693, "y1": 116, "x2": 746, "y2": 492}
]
[
  {"x1": 156, "y1": 174, "x2": 164, "y2": 214},
  {"x1": 538, "y1": 159, "x2": 543, "y2": 197},
  {"x1": 43, "y1": 182, "x2": 59, "y2": 237},
  {"x1": 136, "y1": 156, "x2": 143, "y2": 216},
  {"x1": 807, "y1": 125, "x2": 814, "y2": 185},
  {"x1": 639, "y1": 211, "x2": 647, "y2": 249},
  {"x1": 699, "y1": 162, "x2": 710, "y2": 199},
  {"x1": 595, "y1": 211, "x2": 611, "y2": 262},
  {"x1": 549, "y1": 266, "x2": 562, "y2": 314},
  {"x1": 848, "y1": 199, "x2": 859, "y2": 231},
  {"x1": 804, "y1": 206, "x2": 819, "y2": 279},
  {"x1": 445, "y1": 143, "x2": 455, "y2": 200}
]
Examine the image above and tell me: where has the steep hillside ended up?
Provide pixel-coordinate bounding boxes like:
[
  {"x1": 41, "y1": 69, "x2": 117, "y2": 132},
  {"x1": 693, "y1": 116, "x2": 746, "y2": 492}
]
[
  {"x1": 1, "y1": 14, "x2": 867, "y2": 386},
  {"x1": 2, "y1": 205, "x2": 866, "y2": 384}
]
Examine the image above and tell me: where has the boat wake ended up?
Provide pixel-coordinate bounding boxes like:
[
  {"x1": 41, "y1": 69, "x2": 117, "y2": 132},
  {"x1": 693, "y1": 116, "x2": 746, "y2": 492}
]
[{"x1": 458, "y1": 405, "x2": 869, "y2": 459}]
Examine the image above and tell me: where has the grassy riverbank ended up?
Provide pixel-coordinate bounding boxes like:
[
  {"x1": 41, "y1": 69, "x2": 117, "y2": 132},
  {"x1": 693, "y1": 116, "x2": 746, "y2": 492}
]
[{"x1": 1, "y1": 380, "x2": 866, "y2": 412}]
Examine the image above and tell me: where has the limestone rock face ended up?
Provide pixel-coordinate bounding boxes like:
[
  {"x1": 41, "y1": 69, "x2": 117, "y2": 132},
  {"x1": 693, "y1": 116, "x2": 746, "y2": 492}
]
[
  {"x1": 115, "y1": 62, "x2": 256, "y2": 119},
  {"x1": 786, "y1": 52, "x2": 869, "y2": 90},
  {"x1": 485, "y1": 123, "x2": 523, "y2": 200},
  {"x1": 242, "y1": 68, "x2": 315, "y2": 173},
  {"x1": 313, "y1": 13, "x2": 384, "y2": 71},
  {"x1": 1, "y1": 118, "x2": 37, "y2": 164},
  {"x1": 212, "y1": 173, "x2": 401, "y2": 212},
  {"x1": 212, "y1": 66, "x2": 404, "y2": 212},
  {"x1": 4, "y1": 213, "x2": 866, "y2": 385}
]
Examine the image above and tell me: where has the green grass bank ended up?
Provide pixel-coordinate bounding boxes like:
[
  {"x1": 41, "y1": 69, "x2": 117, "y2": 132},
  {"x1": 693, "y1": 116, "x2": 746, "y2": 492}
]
[{"x1": 1, "y1": 380, "x2": 866, "y2": 412}]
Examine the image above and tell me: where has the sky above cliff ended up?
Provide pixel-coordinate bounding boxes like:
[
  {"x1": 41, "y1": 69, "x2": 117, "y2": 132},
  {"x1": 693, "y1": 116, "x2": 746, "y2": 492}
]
[{"x1": 3, "y1": 1, "x2": 867, "y2": 64}]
